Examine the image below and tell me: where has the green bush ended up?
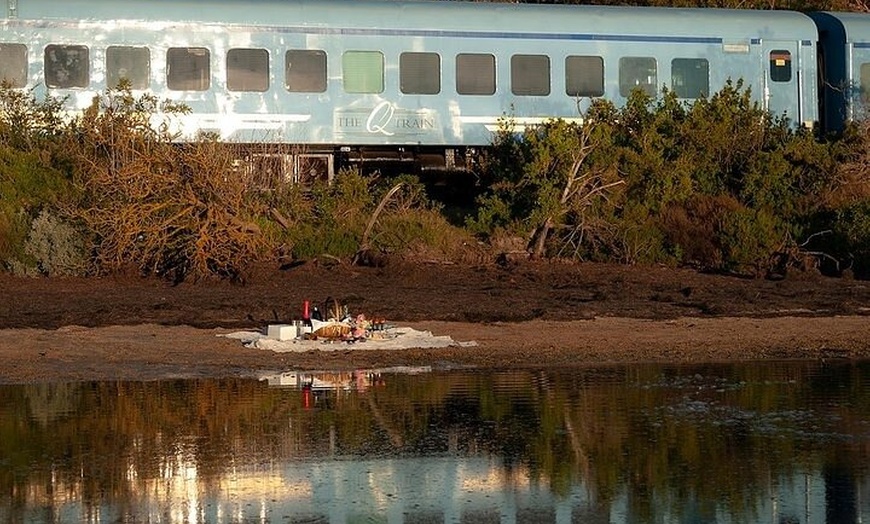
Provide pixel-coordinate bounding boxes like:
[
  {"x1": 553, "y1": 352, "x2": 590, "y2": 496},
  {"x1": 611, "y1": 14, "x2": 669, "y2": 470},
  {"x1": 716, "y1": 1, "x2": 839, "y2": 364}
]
[
  {"x1": 267, "y1": 171, "x2": 469, "y2": 263},
  {"x1": 828, "y1": 201, "x2": 870, "y2": 278},
  {"x1": 0, "y1": 76, "x2": 862, "y2": 278},
  {"x1": 0, "y1": 86, "x2": 77, "y2": 271},
  {"x1": 467, "y1": 82, "x2": 830, "y2": 270},
  {"x1": 469, "y1": 117, "x2": 624, "y2": 258},
  {"x1": 275, "y1": 170, "x2": 371, "y2": 260},
  {"x1": 376, "y1": 207, "x2": 477, "y2": 261},
  {"x1": 606, "y1": 203, "x2": 672, "y2": 265},
  {"x1": 0, "y1": 209, "x2": 31, "y2": 272},
  {"x1": 21, "y1": 209, "x2": 88, "y2": 276},
  {"x1": 289, "y1": 221, "x2": 362, "y2": 260},
  {"x1": 0, "y1": 85, "x2": 69, "y2": 152},
  {"x1": 719, "y1": 206, "x2": 785, "y2": 276}
]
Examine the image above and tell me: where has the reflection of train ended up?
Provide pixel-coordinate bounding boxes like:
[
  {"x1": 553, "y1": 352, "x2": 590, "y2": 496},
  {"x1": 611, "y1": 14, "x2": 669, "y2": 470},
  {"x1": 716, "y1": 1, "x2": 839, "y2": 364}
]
[{"x1": 2, "y1": 0, "x2": 870, "y2": 178}]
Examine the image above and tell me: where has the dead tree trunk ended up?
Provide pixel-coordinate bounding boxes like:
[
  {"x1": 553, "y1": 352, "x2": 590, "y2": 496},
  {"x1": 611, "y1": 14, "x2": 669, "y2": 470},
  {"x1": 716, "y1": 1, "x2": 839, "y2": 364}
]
[{"x1": 527, "y1": 124, "x2": 623, "y2": 258}]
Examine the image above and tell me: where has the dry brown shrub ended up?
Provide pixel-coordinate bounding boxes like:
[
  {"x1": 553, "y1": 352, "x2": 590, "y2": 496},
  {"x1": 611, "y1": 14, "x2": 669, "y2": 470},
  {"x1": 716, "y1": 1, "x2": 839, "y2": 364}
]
[
  {"x1": 69, "y1": 89, "x2": 267, "y2": 281},
  {"x1": 660, "y1": 194, "x2": 741, "y2": 270}
]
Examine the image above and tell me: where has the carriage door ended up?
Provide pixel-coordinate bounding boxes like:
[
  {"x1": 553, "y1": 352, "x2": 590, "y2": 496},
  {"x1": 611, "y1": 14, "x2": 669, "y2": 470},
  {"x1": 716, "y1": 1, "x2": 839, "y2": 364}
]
[{"x1": 762, "y1": 41, "x2": 801, "y2": 123}]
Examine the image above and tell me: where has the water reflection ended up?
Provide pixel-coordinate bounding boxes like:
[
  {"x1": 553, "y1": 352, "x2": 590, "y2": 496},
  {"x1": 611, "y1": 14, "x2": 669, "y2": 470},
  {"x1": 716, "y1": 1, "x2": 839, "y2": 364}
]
[
  {"x1": 262, "y1": 366, "x2": 432, "y2": 392},
  {"x1": 1, "y1": 361, "x2": 869, "y2": 523}
]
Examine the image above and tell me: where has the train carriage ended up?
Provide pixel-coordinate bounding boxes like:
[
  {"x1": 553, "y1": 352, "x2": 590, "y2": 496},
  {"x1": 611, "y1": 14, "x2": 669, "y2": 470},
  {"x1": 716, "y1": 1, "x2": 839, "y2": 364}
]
[
  {"x1": 1, "y1": 0, "x2": 821, "y2": 177},
  {"x1": 810, "y1": 11, "x2": 870, "y2": 133}
]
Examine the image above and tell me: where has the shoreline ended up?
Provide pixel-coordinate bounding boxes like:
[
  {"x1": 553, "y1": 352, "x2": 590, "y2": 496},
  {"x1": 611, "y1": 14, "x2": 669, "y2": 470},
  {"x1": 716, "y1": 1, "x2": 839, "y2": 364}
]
[{"x1": 1, "y1": 315, "x2": 869, "y2": 384}]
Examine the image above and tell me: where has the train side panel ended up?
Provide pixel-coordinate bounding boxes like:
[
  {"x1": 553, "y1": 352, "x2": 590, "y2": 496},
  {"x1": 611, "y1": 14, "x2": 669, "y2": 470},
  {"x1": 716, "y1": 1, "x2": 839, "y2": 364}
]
[{"x1": 1, "y1": 0, "x2": 820, "y2": 173}]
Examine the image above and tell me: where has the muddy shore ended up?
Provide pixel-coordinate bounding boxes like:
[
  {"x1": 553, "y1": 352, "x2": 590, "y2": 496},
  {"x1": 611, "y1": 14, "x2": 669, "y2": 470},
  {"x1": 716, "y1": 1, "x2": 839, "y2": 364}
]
[{"x1": 1, "y1": 261, "x2": 868, "y2": 383}]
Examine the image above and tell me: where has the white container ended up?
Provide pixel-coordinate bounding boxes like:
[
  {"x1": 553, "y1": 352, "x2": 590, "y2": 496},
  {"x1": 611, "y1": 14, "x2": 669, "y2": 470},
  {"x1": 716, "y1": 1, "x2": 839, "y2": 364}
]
[{"x1": 267, "y1": 324, "x2": 298, "y2": 341}]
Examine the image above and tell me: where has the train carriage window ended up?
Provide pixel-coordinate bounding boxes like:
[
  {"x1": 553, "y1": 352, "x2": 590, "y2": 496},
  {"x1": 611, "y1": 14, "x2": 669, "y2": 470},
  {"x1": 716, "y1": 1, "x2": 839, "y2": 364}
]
[
  {"x1": 619, "y1": 57, "x2": 656, "y2": 97},
  {"x1": 342, "y1": 51, "x2": 383, "y2": 94},
  {"x1": 770, "y1": 50, "x2": 792, "y2": 83},
  {"x1": 671, "y1": 58, "x2": 708, "y2": 99},
  {"x1": 511, "y1": 54, "x2": 550, "y2": 96},
  {"x1": 167, "y1": 47, "x2": 210, "y2": 91},
  {"x1": 227, "y1": 48, "x2": 269, "y2": 92},
  {"x1": 456, "y1": 53, "x2": 495, "y2": 95},
  {"x1": 0, "y1": 43, "x2": 27, "y2": 88},
  {"x1": 285, "y1": 50, "x2": 327, "y2": 93},
  {"x1": 45, "y1": 44, "x2": 89, "y2": 89},
  {"x1": 107, "y1": 46, "x2": 149, "y2": 90},
  {"x1": 565, "y1": 55, "x2": 603, "y2": 97},
  {"x1": 400, "y1": 52, "x2": 440, "y2": 95},
  {"x1": 861, "y1": 63, "x2": 870, "y2": 105}
]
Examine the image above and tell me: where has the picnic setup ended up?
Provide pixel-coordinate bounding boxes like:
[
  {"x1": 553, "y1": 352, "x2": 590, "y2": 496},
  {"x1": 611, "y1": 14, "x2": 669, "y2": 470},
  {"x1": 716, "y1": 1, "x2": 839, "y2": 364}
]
[{"x1": 221, "y1": 297, "x2": 476, "y2": 352}]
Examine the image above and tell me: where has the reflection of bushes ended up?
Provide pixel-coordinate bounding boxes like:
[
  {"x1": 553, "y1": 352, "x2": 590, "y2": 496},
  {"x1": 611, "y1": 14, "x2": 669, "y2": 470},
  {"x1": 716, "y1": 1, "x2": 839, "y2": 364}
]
[{"x1": 5, "y1": 365, "x2": 866, "y2": 521}]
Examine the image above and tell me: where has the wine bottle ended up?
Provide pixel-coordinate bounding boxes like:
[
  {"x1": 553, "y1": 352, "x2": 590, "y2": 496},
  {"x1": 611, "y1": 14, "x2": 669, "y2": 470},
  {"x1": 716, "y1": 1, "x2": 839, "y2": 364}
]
[{"x1": 302, "y1": 300, "x2": 311, "y2": 327}]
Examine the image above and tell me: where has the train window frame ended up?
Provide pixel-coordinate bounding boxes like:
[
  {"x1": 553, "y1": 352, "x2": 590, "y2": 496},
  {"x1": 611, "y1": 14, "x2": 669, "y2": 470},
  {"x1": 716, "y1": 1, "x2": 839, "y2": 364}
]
[
  {"x1": 769, "y1": 50, "x2": 792, "y2": 83},
  {"x1": 619, "y1": 56, "x2": 657, "y2": 97},
  {"x1": 400, "y1": 52, "x2": 440, "y2": 95},
  {"x1": 511, "y1": 54, "x2": 550, "y2": 96},
  {"x1": 342, "y1": 50, "x2": 384, "y2": 94},
  {"x1": 45, "y1": 44, "x2": 89, "y2": 89},
  {"x1": 227, "y1": 48, "x2": 269, "y2": 92},
  {"x1": 0, "y1": 43, "x2": 27, "y2": 88},
  {"x1": 565, "y1": 55, "x2": 604, "y2": 97},
  {"x1": 671, "y1": 58, "x2": 709, "y2": 99},
  {"x1": 285, "y1": 49, "x2": 327, "y2": 93},
  {"x1": 167, "y1": 47, "x2": 210, "y2": 91},
  {"x1": 106, "y1": 46, "x2": 150, "y2": 90},
  {"x1": 456, "y1": 53, "x2": 495, "y2": 96}
]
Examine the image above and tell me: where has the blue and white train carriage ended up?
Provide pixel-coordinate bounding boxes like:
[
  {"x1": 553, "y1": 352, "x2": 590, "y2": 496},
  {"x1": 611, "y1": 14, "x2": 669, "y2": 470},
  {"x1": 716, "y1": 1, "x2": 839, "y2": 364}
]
[
  {"x1": 810, "y1": 11, "x2": 870, "y2": 133},
  {"x1": 0, "y1": 0, "x2": 826, "y2": 178}
]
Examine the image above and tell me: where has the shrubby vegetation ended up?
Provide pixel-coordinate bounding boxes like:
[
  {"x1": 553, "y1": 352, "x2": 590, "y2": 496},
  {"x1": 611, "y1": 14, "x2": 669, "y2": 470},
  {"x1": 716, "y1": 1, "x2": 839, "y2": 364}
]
[
  {"x1": 0, "y1": 82, "x2": 868, "y2": 280},
  {"x1": 472, "y1": 82, "x2": 870, "y2": 278},
  {"x1": 0, "y1": 85, "x2": 477, "y2": 280}
]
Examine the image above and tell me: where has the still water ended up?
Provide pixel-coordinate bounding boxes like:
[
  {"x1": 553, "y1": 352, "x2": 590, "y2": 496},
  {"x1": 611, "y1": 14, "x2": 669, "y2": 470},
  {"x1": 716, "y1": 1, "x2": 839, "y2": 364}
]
[{"x1": 1, "y1": 361, "x2": 869, "y2": 523}]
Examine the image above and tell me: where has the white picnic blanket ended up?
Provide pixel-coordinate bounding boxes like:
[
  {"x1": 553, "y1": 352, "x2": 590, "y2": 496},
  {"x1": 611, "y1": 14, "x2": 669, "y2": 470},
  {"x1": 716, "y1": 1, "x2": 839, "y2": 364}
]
[{"x1": 220, "y1": 326, "x2": 477, "y2": 353}]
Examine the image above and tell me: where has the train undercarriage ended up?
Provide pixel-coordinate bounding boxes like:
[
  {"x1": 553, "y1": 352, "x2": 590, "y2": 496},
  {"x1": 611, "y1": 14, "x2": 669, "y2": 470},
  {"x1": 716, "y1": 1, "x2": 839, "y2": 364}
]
[{"x1": 232, "y1": 144, "x2": 481, "y2": 188}]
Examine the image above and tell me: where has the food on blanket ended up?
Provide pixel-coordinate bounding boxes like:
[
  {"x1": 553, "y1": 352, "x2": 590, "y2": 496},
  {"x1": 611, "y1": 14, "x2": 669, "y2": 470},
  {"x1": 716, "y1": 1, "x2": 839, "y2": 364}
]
[
  {"x1": 300, "y1": 307, "x2": 391, "y2": 341},
  {"x1": 313, "y1": 322, "x2": 352, "y2": 339}
]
